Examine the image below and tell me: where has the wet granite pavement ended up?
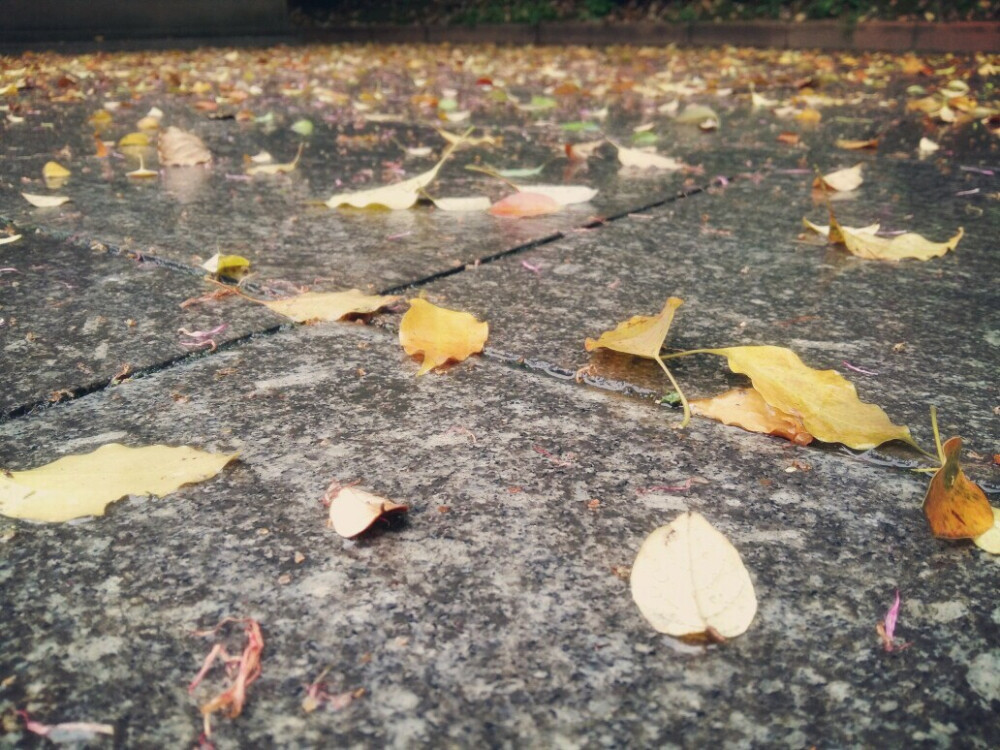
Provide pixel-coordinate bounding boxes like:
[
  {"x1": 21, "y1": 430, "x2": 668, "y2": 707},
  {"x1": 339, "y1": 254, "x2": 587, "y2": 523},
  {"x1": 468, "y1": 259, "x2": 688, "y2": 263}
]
[{"x1": 1, "y1": 43, "x2": 998, "y2": 747}]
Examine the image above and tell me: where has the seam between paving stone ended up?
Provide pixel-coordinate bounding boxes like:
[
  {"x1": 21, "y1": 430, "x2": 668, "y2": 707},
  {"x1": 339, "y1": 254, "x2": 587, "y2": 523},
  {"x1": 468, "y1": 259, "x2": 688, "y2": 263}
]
[{"x1": 0, "y1": 181, "x2": 717, "y2": 424}]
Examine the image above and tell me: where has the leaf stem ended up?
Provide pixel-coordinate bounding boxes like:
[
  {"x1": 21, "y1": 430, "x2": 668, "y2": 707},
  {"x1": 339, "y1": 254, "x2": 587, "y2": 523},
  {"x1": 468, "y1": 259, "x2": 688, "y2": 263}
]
[
  {"x1": 658, "y1": 348, "x2": 724, "y2": 361},
  {"x1": 929, "y1": 405, "x2": 945, "y2": 465},
  {"x1": 655, "y1": 356, "x2": 690, "y2": 428}
]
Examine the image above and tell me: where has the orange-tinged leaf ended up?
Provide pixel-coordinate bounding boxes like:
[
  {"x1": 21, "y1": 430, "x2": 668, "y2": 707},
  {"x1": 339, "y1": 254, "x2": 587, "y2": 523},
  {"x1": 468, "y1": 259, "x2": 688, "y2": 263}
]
[
  {"x1": 489, "y1": 192, "x2": 560, "y2": 217},
  {"x1": 262, "y1": 289, "x2": 399, "y2": 324},
  {"x1": 399, "y1": 298, "x2": 488, "y2": 376},
  {"x1": 695, "y1": 346, "x2": 914, "y2": 450},
  {"x1": 835, "y1": 138, "x2": 879, "y2": 150},
  {"x1": 585, "y1": 297, "x2": 683, "y2": 360},
  {"x1": 691, "y1": 387, "x2": 813, "y2": 445},
  {"x1": 923, "y1": 437, "x2": 994, "y2": 539},
  {"x1": 0, "y1": 444, "x2": 237, "y2": 522},
  {"x1": 328, "y1": 487, "x2": 408, "y2": 538}
]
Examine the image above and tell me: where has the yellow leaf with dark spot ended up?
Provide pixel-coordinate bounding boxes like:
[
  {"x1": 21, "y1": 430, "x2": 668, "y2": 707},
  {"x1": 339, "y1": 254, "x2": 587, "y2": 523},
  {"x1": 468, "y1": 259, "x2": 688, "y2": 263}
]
[
  {"x1": 0, "y1": 444, "x2": 236, "y2": 522},
  {"x1": 923, "y1": 437, "x2": 994, "y2": 539},
  {"x1": 399, "y1": 298, "x2": 488, "y2": 376}
]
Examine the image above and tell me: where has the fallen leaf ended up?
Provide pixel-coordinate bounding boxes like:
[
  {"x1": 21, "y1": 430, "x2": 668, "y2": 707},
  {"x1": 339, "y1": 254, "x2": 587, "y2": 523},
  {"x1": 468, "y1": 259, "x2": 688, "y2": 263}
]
[
  {"x1": 0, "y1": 443, "x2": 237, "y2": 522},
  {"x1": 497, "y1": 164, "x2": 545, "y2": 179},
  {"x1": 291, "y1": 119, "x2": 314, "y2": 136},
  {"x1": 923, "y1": 436, "x2": 994, "y2": 539},
  {"x1": 429, "y1": 195, "x2": 492, "y2": 212},
  {"x1": 399, "y1": 298, "x2": 488, "y2": 376},
  {"x1": 202, "y1": 253, "x2": 251, "y2": 278},
  {"x1": 777, "y1": 131, "x2": 801, "y2": 146},
  {"x1": 691, "y1": 387, "x2": 813, "y2": 445},
  {"x1": 158, "y1": 126, "x2": 212, "y2": 166},
  {"x1": 612, "y1": 141, "x2": 685, "y2": 171},
  {"x1": 828, "y1": 211, "x2": 963, "y2": 261},
  {"x1": 436, "y1": 128, "x2": 498, "y2": 148},
  {"x1": 795, "y1": 107, "x2": 822, "y2": 124},
  {"x1": 515, "y1": 184, "x2": 597, "y2": 205},
  {"x1": 918, "y1": 137, "x2": 940, "y2": 155},
  {"x1": 835, "y1": 138, "x2": 879, "y2": 150},
  {"x1": 118, "y1": 131, "x2": 150, "y2": 147},
  {"x1": 675, "y1": 104, "x2": 720, "y2": 126},
  {"x1": 630, "y1": 511, "x2": 757, "y2": 638},
  {"x1": 672, "y1": 346, "x2": 914, "y2": 450},
  {"x1": 262, "y1": 289, "x2": 399, "y2": 323},
  {"x1": 0, "y1": 234, "x2": 23, "y2": 245},
  {"x1": 973, "y1": 508, "x2": 1000, "y2": 554},
  {"x1": 327, "y1": 135, "x2": 463, "y2": 210},
  {"x1": 21, "y1": 193, "x2": 71, "y2": 208},
  {"x1": 564, "y1": 139, "x2": 604, "y2": 161},
  {"x1": 489, "y1": 192, "x2": 560, "y2": 217},
  {"x1": 814, "y1": 163, "x2": 864, "y2": 192},
  {"x1": 585, "y1": 298, "x2": 689, "y2": 426},
  {"x1": 328, "y1": 486, "x2": 408, "y2": 538},
  {"x1": 246, "y1": 143, "x2": 303, "y2": 176},
  {"x1": 137, "y1": 115, "x2": 160, "y2": 130},
  {"x1": 802, "y1": 217, "x2": 880, "y2": 238},
  {"x1": 126, "y1": 155, "x2": 158, "y2": 179},
  {"x1": 42, "y1": 161, "x2": 71, "y2": 179}
]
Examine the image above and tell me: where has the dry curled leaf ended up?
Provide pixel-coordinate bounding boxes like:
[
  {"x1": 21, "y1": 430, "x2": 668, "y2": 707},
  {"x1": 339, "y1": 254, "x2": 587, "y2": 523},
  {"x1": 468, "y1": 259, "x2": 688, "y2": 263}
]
[
  {"x1": 262, "y1": 289, "x2": 399, "y2": 324},
  {"x1": 399, "y1": 298, "x2": 488, "y2": 376},
  {"x1": 814, "y1": 163, "x2": 864, "y2": 192},
  {"x1": 679, "y1": 346, "x2": 914, "y2": 450},
  {"x1": 489, "y1": 192, "x2": 560, "y2": 217},
  {"x1": 0, "y1": 444, "x2": 237, "y2": 522},
  {"x1": 691, "y1": 387, "x2": 813, "y2": 445},
  {"x1": 923, "y1": 436, "x2": 994, "y2": 540},
  {"x1": 613, "y1": 141, "x2": 685, "y2": 171},
  {"x1": 158, "y1": 126, "x2": 212, "y2": 166},
  {"x1": 630, "y1": 511, "x2": 757, "y2": 638},
  {"x1": 328, "y1": 487, "x2": 408, "y2": 538}
]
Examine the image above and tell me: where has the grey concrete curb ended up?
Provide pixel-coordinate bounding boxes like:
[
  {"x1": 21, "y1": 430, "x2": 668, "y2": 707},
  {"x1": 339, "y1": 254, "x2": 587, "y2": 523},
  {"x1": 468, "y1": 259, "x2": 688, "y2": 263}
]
[{"x1": 302, "y1": 20, "x2": 999, "y2": 53}]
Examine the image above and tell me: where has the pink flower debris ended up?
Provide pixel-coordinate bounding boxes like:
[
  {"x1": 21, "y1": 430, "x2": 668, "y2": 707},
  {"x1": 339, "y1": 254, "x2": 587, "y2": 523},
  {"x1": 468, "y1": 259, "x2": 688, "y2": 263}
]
[
  {"x1": 876, "y1": 589, "x2": 911, "y2": 653},
  {"x1": 188, "y1": 618, "x2": 264, "y2": 737},
  {"x1": 521, "y1": 259, "x2": 542, "y2": 274},
  {"x1": 302, "y1": 668, "x2": 365, "y2": 713},
  {"x1": 842, "y1": 360, "x2": 879, "y2": 376},
  {"x1": 178, "y1": 323, "x2": 228, "y2": 352},
  {"x1": 17, "y1": 710, "x2": 114, "y2": 743}
]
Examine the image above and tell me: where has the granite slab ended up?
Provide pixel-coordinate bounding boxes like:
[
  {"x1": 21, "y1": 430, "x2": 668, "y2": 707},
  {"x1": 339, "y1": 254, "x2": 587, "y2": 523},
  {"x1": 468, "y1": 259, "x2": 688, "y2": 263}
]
[{"x1": 1, "y1": 321, "x2": 997, "y2": 747}]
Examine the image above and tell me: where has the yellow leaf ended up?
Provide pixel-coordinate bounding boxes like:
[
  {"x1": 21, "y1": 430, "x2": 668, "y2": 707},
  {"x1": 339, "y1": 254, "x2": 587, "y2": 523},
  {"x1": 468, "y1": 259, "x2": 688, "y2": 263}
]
[
  {"x1": 89, "y1": 110, "x2": 113, "y2": 127},
  {"x1": 795, "y1": 107, "x2": 822, "y2": 124},
  {"x1": 814, "y1": 163, "x2": 864, "y2": 192},
  {"x1": 703, "y1": 346, "x2": 914, "y2": 450},
  {"x1": 973, "y1": 508, "x2": 1000, "y2": 554},
  {"x1": 246, "y1": 143, "x2": 304, "y2": 176},
  {"x1": 630, "y1": 511, "x2": 757, "y2": 639},
  {"x1": 830, "y1": 212, "x2": 963, "y2": 261},
  {"x1": 675, "y1": 104, "x2": 720, "y2": 126},
  {"x1": 802, "y1": 217, "x2": 880, "y2": 239},
  {"x1": 262, "y1": 289, "x2": 399, "y2": 324},
  {"x1": 923, "y1": 436, "x2": 994, "y2": 540},
  {"x1": 136, "y1": 115, "x2": 161, "y2": 130},
  {"x1": 585, "y1": 297, "x2": 683, "y2": 360},
  {"x1": 611, "y1": 140, "x2": 685, "y2": 171},
  {"x1": 201, "y1": 253, "x2": 251, "y2": 278},
  {"x1": 158, "y1": 126, "x2": 212, "y2": 167},
  {"x1": 21, "y1": 193, "x2": 71, "y2": 208},
  {"x1": 0, "y1": 234, "x2": 22, "y2": 246},
  {"x1": 126, "y1": 155, "x2": 158, "y2": 179},
  {"x1": 0, "y1": 444, "x2": 237, "y2": 522},
  {"x1": 328, "y1": 487, "x2": 408, "y2": 538},
  {"x1": 118, "y1": 131, "x2": 151, "y2": 147},
  {"x1": 399, "y1": 298, "x2": 488, "y2": 376},
  {"x1": 429, "y1": 196, "x2": 492, "y2": 212},
  {"x1": 42, "y1": 161, "x2": 71, "y2": 179},
  {"x1": 327, "y1": 133, "x2": 464, "y2": 210},
  {"x1": 691, "y1": 387, "x2": 814, "y2": 445},
  {"x1": 918, "y1": 137, "x2": 940, "y2": 155}
]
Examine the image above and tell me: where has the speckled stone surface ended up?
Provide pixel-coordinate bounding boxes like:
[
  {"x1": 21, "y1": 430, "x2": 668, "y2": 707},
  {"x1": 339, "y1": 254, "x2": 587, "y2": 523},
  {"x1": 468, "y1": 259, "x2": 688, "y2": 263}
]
[
  {"x1": 0, "y1": 231, "x2": 282, "y2": 419},
  {"x1": 417, "y1": 155, "x2": 1000, "y2": 453},
  {"x1": 1, "y1": 322, "x2": 998, "y2": 748}
]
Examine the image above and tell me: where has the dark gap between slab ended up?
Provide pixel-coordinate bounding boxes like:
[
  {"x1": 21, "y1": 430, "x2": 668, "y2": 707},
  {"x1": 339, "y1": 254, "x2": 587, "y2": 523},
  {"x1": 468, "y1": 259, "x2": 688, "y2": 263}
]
[{"x1": 0, "y1": 179, "x2": 721, "y2": 424}]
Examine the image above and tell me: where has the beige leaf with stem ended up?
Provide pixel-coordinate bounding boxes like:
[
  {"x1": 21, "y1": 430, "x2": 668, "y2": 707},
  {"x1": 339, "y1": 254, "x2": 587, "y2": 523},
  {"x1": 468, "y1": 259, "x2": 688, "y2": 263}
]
[
  {"x1": 666, "y1": 345, "x2": 914, "y2": 450},
  {"x1": 0, "y1": 443, "x2": 237, "y2": 522},
  {"x1": 973, "y1": 508, "x2": 1000, "y2": 554},
  {"x1": 428, "y1": 195, "x2": 492, "y2": 212},
  {"x1": 585, "y1": 297, "x2": 689, "y2": 427},
  {"x1": 22, "y1": 193, "x2": 71, "y2": 208},
  {"x1": 328, "y1": 486, "x2": 408, "y2": 538},
  {"x1": 830, "y1": 213, "x2": 963, "y2": 261},
  {"x1": 246, "y1": 143, "x2": 304, "y2": 176},
  {"x1": 0, "y1": 234, "x2": 22, "y2": 246},
  {"x1": 814, "y1": 163, "x2": 864, "y2": 192},
  {"x1": 127, "y1": 155, "x2": 158, "y2": 178},
  {"x1": 610, "y1": 140, "x2": 685, "y2": 171},
  {"x1": 631, "y1": 511, "x2": 757, "y2": 639},
  {"x1": 262, "y1": 289, "x2": 399, "y2": 324},
  {"x1": 802, "y1": 217, "x2": 880, "y2": 238},
  {"x1": 327, "y1": 132, "x2": 467, "y2": 210},
  {"x1": 158, "y1": 126, "x2": 212, "y2": 166},
  {"x1": 399, "y1": 298, "x2": 488, "y2": 376}
]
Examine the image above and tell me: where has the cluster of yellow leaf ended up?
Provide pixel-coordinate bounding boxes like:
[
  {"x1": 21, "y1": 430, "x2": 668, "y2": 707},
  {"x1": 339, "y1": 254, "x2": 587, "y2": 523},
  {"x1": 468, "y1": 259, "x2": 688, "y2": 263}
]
[{"x1": 804, "y1": 206, "x2": 963, "y2": 262}]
